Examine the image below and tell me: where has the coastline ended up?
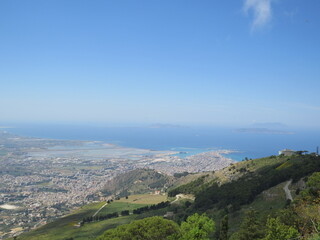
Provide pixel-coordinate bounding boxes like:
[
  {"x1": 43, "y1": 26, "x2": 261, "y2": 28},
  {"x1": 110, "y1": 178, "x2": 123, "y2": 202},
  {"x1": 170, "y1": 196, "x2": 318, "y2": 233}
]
[{"x1": 0, "y1": 129, "x2": 237, "y2": 239}]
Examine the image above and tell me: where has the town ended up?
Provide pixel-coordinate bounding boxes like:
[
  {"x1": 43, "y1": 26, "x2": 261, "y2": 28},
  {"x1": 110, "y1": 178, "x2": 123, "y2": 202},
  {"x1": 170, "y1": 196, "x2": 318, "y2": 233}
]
[{"x1": 0, "y1": 131, "x2": 234, "y2": 239}]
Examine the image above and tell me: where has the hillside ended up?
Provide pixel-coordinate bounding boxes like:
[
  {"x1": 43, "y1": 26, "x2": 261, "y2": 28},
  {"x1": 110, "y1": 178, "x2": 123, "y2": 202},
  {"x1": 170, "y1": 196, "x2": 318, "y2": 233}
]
[
  {"x1": 102, "y1": 168, "x2": 174, "y2": 197},
  {"x1": 94, "y1": 158, "x2": 320, "y2": 240},
  {"x1": 167, "y1": 154, "x2": 287, "y2": 195},
  {"x1": 102, "y1": 168, "x2": 215, "y2": 198},
  {"x1": 167, "y1": 153, "x2": 320, "y2": 239},
  {"x1": 168, "y1": 154, "x2": 319, "y2": 199}
]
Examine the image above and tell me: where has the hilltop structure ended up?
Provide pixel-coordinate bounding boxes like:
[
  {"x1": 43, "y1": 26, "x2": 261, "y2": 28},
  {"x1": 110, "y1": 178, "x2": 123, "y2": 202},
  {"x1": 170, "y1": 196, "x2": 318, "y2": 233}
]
[{"x1": 278, "y1": 149, "x2": 295, "y2": 156}]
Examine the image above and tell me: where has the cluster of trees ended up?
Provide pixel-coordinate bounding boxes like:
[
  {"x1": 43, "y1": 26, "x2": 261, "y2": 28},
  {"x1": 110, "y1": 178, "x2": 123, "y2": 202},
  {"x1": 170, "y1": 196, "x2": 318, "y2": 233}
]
[
  {"x1": 121, "y1": 210, "x2": 130, "y2": 216},
  {"x1": 133, "y1": 201, "x2": 170, "y2": 214},
  {"x1": 97, "y1": 213, "x2": 215, "y2": 240},
  {"x1": 173, "y1": 172, "x2": 189, "y2": 178},
  {"x1": 81, "y1": 201, "x2": 170, "y2": 224},
  {"x1": 227, "y1": 210, "x2": 299, "y2": 240},
  {"x1": 82, "y1": 212, "x2": 118, "y2": 223}
]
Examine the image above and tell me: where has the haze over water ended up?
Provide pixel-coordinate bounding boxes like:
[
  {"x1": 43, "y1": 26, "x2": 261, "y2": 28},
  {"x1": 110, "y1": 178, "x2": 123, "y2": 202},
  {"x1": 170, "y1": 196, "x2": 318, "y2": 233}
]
[
  {"x1": 6, "y1": 124, "x2": 320, "y2": 161},
  {"x1": 1, "y1": 1, "x2": 320, "y2": 161}
]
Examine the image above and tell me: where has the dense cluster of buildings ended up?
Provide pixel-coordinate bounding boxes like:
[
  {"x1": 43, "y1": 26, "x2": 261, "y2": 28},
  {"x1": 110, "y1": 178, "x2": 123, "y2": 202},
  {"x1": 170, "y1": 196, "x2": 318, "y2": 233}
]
[{"x1": 0, "y1": 134, "x2": 234, "y2": 239}]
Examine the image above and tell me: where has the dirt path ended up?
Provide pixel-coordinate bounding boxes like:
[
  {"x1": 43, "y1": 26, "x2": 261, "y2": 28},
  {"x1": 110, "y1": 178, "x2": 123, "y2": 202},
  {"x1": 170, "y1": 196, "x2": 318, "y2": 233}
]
[
  {"x1": 92, "y1": 202, "x2": 108, "y2": 217},
  {"x1": 283, "y1": 179, "x2": 293, "y2": 201}
]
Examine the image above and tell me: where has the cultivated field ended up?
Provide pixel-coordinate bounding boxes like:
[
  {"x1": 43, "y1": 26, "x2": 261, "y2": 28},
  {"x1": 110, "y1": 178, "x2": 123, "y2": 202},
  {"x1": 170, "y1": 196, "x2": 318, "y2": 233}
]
[{"x1": 16, "y1": 193, "x2": 168, "y2": 240}]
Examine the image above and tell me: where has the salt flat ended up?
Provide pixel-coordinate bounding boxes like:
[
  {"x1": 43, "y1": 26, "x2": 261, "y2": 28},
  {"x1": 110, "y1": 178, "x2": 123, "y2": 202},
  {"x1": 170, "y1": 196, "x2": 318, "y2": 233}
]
[{"x1": 0, "y1": 204, "x2": 19, "y2": 210}]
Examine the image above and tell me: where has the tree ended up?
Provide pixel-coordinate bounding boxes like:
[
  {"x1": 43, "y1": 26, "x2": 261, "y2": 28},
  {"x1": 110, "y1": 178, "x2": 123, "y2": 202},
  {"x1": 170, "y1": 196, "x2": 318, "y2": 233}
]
[
  {"x1": 179, "y1": 213, "x2": 215, "y2": 240},
  {"x1": 263, "y1": 217, "x2": 299, "y2": 240},
  {"x1": 236, "y1": 210, "x2": 264, "y2": 240},
  {"x1": 309, "y1": 233, "x2": 320, "y2": 240},
  {"x1": 121, "y1": 210, "x2": 129, "y2": 216},
  {"x1": 295, "y1": 172, "x2": 320, "y2": 235},
  {"x1": 184, "y1": 201, "x2": 192, "y2": 208},
  {"x1": 294, "y1": 202, "x2": 320, "y2": 235},
  {"x1": 97, "y1": 216, "x2": 180, "y2": 240},
  {"x1": 306, "y1": 172, "x2": 320, "y2": 196},
  {"x1": 295, "y1": 150, "x2": 308, "y2": 155},
  {"x1": 219, "y1": 215, "x2": 229, "y2": 240}
]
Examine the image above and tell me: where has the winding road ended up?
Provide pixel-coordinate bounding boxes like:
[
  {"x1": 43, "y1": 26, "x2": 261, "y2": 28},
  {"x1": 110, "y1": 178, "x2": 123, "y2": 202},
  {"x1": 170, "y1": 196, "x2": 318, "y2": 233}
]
[{"x1": 283, "y1": 179, "x2": 293, "y2": 201}]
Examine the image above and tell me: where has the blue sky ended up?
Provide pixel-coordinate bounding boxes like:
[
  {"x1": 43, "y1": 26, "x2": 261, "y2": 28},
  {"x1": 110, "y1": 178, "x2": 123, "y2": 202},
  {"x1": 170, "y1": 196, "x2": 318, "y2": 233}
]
[{"x1": 1, "y1": 0, "x2": 320, "y2": 127}]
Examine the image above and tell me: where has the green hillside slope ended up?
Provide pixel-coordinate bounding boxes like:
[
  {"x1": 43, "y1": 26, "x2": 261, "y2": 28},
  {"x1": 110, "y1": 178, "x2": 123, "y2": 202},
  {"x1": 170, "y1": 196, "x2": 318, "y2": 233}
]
[
  {"x1": 102, "y1": 168, "x2": 174, "y2": 197},
  {"x1": 167, "y1": 154, "x2": 320, "y2": 239}
]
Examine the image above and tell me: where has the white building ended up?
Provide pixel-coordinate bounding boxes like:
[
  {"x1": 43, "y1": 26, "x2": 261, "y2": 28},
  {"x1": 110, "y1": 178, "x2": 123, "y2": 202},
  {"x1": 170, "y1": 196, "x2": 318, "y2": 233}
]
[{"x1": 278, "y1": 149, "x2": 295, "y2": 156}]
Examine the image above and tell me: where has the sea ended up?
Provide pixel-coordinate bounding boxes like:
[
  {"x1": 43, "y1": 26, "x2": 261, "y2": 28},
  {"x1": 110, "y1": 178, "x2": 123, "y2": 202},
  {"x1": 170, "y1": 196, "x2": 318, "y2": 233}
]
[{"x1": 4, "y1": 124, "x2": 320, "y2": 162}]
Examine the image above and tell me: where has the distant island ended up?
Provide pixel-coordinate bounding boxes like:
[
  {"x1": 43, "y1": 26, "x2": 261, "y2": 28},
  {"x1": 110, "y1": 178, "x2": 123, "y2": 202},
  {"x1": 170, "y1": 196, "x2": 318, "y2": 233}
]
[
  {"x1": 149, "y1": 123, "x2": 187, "y2": 129},
  {"x1": 236, "y1": 128, "x2": 294, "y2": 135}
]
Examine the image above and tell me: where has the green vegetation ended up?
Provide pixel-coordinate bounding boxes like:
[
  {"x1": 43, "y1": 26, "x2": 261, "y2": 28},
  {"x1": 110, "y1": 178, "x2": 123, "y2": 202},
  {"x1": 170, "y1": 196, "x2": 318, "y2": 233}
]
[
  {"x1": 17, "y1": 202, "x2": 105, "y2": 240},
  {"x1": 97, "y1": 202, "x2": 146, "y2": 216},
  {"x1": 173, "y1": 172, "x2": 190, "y2": 178},
  {"x1": 170, "y1": 154, "x2": 320, "y2": 212},
  {"x1": 225, "y1": 181, "x2": 288, "y2": 235},
  {"x1": 168, "y1": 156, "x2": 287, "y2": 198},
  {"x1": 168, "y1": 175, "x2": 211, "y2": 197},
  {"x1": 228, "y1": 170, "x2": 320, "y2": 239},
  {"x1": 232, "y1": 210, "x2": 264, "y2": 240},
  {"x1": 18, "y1": 194, "x2": 169, "y2": 240},
  {"x1": 92, "y1": 154, "x2": 320, "y2": 240},
  {"x1": 19, "y1": 209, "x2": 137, "y2": 240},
  {"x1": 262, "y1": 217, "x2": 299, "y2": 240},
  {"x1": 132, "y1": 201, "x2": 170, "y2": 215},
  {"x1": 96, "y1": 216, "x2": 180, "y2": 240},
  {"x1": 219, "y1": 215, "x2": 228, "y2": 240},
  {"x1": 97, "y1": 213, "x2": 214, "y2": 240},
  {"x1": 170, "y1": 172, "x2": 212, "y2": 190},
  {"x1": 179, "y1": 213, "x2": 215, "y2": 240},
  {"x1": 167, "y1": 154, "x2": 320, "y2": 239}
]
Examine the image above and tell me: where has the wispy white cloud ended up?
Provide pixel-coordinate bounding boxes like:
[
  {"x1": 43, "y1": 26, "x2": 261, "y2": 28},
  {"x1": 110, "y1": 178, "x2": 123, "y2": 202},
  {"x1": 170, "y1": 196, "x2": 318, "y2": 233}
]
[{"x1": 244, "y1": 0, "x2": 273, "y2": 30}]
